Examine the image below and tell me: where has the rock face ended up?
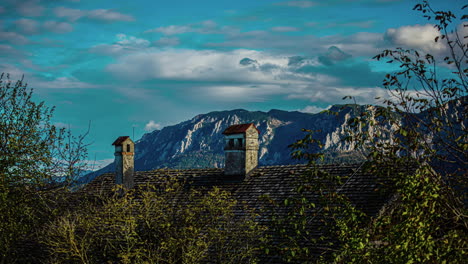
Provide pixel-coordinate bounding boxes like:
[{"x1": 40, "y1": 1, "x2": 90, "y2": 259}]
[
  {"x1": 88, "y1": 105, "x2": 372, "y2": 181},
  {"x1": 82, "y1": 98, "x2": 465, "y2": 185},
  {"x1": 133, "y1": 106, "x2": 373, "y2": 171}
]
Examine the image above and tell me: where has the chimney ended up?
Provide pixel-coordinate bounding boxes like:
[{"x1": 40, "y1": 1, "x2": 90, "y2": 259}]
[
  {"x1": 223, "y1": 123, "x2": 260, "y2": 176},
  {"x1": 112, "y1": 136, "x2": 135, "y2": 189}
]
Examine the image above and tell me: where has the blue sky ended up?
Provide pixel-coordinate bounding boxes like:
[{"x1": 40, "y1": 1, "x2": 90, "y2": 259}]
[{"x1": 0, "y1": 0, "x2": 465, "y2": 169}]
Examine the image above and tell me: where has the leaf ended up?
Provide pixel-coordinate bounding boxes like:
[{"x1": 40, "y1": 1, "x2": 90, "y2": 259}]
[
  {"x1": 413, "y1": 4, "x2": 422, "y2": 10},
  {"x1": 400, "y1": 128, "x2": 408, "y2": 137}
]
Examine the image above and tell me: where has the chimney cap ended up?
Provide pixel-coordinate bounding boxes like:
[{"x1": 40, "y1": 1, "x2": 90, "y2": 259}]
[
  {"x1": 223, "y1": 123, "x2": 260, "y2": 135},
  {"x1": 112, "y1": 136, "x2": 131, "y2": 146}
]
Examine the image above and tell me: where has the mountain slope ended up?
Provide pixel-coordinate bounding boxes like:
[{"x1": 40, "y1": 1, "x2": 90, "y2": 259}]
[{"x1": 86, "y1": 105, "x2": 370, "y2": 182}]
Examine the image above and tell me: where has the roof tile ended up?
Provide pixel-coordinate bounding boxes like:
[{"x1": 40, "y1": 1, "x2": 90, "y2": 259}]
[
  {"x1": 112, "y1": 136, "x2": 130, "y2": 146},
  {"x1": 222, "y1": 123, "x2": 260, "y2": 135}
]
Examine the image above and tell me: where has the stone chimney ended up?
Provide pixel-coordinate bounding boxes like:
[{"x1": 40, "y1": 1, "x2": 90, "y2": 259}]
[
  {"x1": 223, "y1": 123, "x2": 259, "y2": 176},
  {"x1": 112, "y1": 136, "x2": 134, "y2": 189}
]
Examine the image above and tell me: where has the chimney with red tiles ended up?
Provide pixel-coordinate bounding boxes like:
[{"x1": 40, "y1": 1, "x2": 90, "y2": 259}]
[
  {"x1": 112, "y1": 136, "x2": 135, "y2": 189},
  {"x1": 223, "y1": 123, "x2": 260, "y2": 176}
]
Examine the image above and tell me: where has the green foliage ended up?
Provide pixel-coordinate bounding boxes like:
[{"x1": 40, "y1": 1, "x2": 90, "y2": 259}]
[
  {"x1": 43, "y1": 175, "x2": 266, "y2": 264},
  {"x1": 330, "y1": 162, "x2": 467, "y2": 263},
  {"x1": 0, "y1": 74, "x2": 58, "y2": 186},
  {"x1": 0, "y1": 74, "x2": 264, "y2": 263},
  {"x1": 273, "y1": 1, "x2": 467, "y2": 263},
  {"x1": 0, "y1": 73, "x2": 90, "y2": 263}
]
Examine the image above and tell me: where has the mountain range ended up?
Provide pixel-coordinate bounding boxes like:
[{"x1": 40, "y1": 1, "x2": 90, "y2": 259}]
[
  {"x1": 82, "y1": 97, "x2": 466, "y2": 184},
  {"x1": 81, "y1": 104, "x2": 372, "y2": 183}
]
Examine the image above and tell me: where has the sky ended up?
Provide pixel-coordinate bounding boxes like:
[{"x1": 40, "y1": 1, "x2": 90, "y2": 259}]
[{"x1": 0, "y1": 0, "x2": 465, "y2": 169}]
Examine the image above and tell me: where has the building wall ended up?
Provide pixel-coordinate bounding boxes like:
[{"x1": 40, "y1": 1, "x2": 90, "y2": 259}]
[
  {"x1": 122, "y1": 152, "x2": 134, "y2": 188},
  {"x1": 115, "y1": 153, "x2": 123, "y2": 184},
  {"x1": 224, "y1": 126, "x2": 259, "y2": 176},
  {"x1": 115, "y1": 138, "x2": 134, "y2": 188},
  {"x1": 245, "y1": 126, "x2": 259, "y2": 175},
  {"x1": 225, "y1": 150, "x2": 246, "y2": 175}
]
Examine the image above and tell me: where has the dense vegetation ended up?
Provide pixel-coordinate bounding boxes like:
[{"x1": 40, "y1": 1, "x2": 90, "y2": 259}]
[
  {"x1": 0, "y1": 1, "x2": 466, "y2": 263},
  {"x1": 269, "y1": 1, "x2": 467, "y2": 263},
  {"x1": 44, "y1": 184, "x2": 265, "y2": 264},
  {"x1": 0, "y1": 73, "x2": 89, "y2": 263}
]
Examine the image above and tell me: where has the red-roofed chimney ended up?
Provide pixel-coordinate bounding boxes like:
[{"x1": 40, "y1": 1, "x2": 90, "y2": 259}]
[
  {"x1": 112, "y1": 136, "x2": 135, "y2": 189},
  {"x1": 223, "y1": 123, "x2": 260, "y2": 176}
]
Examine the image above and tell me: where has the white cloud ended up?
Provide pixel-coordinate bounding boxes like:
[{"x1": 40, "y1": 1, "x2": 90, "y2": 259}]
[
  {"x1": 271, "y1": 26, "x2": 300, "y2": 32},
  {"x1": 384, "y1": 24, "x2": 446, "y2": 54},
  {"x1": 288, "y1": 85, "x2": 389, "y2": 105},
  {"x1": 12, "y1": 18, "x2": 74, "y2": 35},
  {"x1": 154, "y1": 36, "x2": 180, "y2": 46},
  {"x1": 89, "y1": 44, "x2": 126, "y2": 55},
  {"x1": 145, "y1": 20, "x2": 236, "y2": 36},
  {"x1": 0, "y1": 64, "x2": 96, "y2": 90},
  {"x1": 200, "y1": 84, "x2": 287, "y2": 102},
  {"x1": 53, "y1": 6, "x2": 85, "y2": 22},
  {"x1": 299, "y1": 105, "x2": 330, "y2": 113},
  {"x1": 104, "y1": 47, "x2": 389, "y2": 105},
  {"x1": 17, "y1": 0, "x2": 45, "y2": 17},
  {"x1": 87, "y1": 9, "x2": 134, "y2": 22},
  {"x1": 53, "y1": 7, "x2": 133, "y2": 23},
  {"x1": 43, "y1": 21, "x2": 73, "y2": 34},
  {"x1": 0, "y1": 64, "x2": 27, "y2": 80},
  {"x1": 0, "y1": 31, "x2": 29, "y2": 45},
  {"x1": 0, "y1": 65, "x2": 99, "y2": 89},
  {"x1": 276, "y1": 1, "x2": 317, "y2": 8},
  {"x1": 89, "y1": 34, "x2": 150, "y2": 55},
  {"x1": 115, "y1": 33, "x2": 149, "y2": 47},
  {"x1": 0, "y1": 44, "x2": 21, "y2": 56},
  {"x1": 146, "y1": 25, "x2": 191, "y2": 35},
  {"x1": 208, "y1": 29, "x2": 385, "y2": 58},
  {"x1": 14, "y1": 19, "x2": 40, "y2": 35},
  {"x1": 105, "y1": 48, "x2": 307, "y2": 84},
  {"x1": 35, "y1": 76, "x2": 97, "y2": 89},
  {"x1": 144, "y1": 120, "x2": 162, "y2": 131}
]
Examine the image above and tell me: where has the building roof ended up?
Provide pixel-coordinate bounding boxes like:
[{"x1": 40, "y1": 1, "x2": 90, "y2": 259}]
[
  {"x1": 82, "y1": 162, "x2": 401, "y2": 262},
  {"x1": 222, "y1": 123, "x2": 260, "y2": 135},
  {"x1": 84, "y1": 163, "x2": 391, "y2": 216},
  {"x1": 112, "y1": 136, "x2": 130, "y2": 146}
]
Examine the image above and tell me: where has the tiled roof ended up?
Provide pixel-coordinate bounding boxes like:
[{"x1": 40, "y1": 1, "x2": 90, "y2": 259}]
[
  {"x1": 84, "y1": 164, "x2": 392, "y2": 216},
  {"x1": 112, "y1": 136, "x2": 130, "y2": 146},
  {"x1": 82, "y1": 162, "x2": 402, "y2": 262},
  {"x1": 222, "y1": 123, "x2": 260, "y2": 135}
]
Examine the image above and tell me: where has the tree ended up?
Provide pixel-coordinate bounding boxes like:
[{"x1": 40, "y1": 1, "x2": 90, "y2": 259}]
[
  {"x1": 336, "y1": 1, "x2": 468, "y2": 262},
  {"x1": 0, "y1": 73, "x2": 90, "y2": 262},
  {"x1": 272, "y1": 1, "x2": 467, "y2": 262},
  {"x1": 43, "y1": 176, "x2": 266, "y2": 264}
]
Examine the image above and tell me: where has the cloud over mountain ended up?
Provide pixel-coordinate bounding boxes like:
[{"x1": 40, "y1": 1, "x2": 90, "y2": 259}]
[
  {"x1": 104, "y1": 47, "x2": 386, "y2": 104},
  {"x1": 384, "y1": 24, "x2": 446, "y2": 54}
]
